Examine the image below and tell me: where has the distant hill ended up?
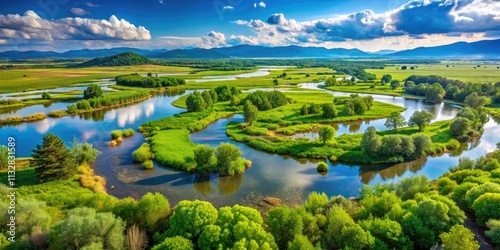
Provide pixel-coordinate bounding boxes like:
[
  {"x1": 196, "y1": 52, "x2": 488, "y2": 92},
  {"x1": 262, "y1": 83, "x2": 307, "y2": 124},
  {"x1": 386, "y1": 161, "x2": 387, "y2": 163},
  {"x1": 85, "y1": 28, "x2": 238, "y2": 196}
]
[
  {"x1": 153, "y1": 48, "x2": 228, "y2": 59},
  {"x1": 77, "y1": 52, "x2": 152, "y2": 67},
  {"x1": 1, "y1": 39, "x2": 500, "y2": 60},
  {"x1": 0, "y1": 47, "x2": 165, "y2": 60},
  {"x1": 389, "y1": 39, "x2": 500, "y2": 58}
]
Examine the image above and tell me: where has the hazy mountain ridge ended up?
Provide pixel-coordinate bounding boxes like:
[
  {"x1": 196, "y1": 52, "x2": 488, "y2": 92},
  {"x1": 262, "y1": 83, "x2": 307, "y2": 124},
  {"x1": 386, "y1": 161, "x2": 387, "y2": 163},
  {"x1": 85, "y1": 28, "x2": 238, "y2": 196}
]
[{"x1": 1, "y1": 39, "x2": 499, "y2": 60}]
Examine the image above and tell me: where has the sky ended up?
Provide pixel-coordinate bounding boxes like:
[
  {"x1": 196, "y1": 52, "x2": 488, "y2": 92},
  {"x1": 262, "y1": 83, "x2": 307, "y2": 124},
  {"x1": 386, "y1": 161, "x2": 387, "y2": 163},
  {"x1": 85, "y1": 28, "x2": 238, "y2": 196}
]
[{"x1": 0, "y1": 0, "x2": 499, "y2": 52}]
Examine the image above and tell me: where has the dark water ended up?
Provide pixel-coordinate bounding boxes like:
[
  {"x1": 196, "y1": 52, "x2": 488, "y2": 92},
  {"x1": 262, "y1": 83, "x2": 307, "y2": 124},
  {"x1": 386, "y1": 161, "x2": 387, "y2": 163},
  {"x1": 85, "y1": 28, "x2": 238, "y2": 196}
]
[{"x1": 1, "y1": 85, "x2": 499, "y2": 207}]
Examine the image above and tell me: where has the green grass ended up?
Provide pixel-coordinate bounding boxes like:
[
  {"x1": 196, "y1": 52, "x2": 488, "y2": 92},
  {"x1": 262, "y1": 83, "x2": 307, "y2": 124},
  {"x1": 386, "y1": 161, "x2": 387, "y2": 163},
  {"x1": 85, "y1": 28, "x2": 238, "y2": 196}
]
[
  {"x1": 366, "y1": 63, "x2": 500, "y2": 83},
  {"x1": 256, "y1": 91, "x2": 406, "y2": 124},
  {"x1": 149, "y1": 129, "x2": 196, "y2": 171},
  {"x1": 0, "y1": 167, "x2": 39, "y2": 187}
]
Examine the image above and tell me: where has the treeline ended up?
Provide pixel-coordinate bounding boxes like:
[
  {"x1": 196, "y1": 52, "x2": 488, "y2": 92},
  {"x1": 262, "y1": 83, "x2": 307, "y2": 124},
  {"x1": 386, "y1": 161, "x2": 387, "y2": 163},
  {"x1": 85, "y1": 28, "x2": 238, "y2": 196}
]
[
  {"x1": 403, "y1": 75, "x2": 500, "y2": 104},
  {"x1": 67, "y1": 91, "x2": 149, "y2": 114},
  {"x1": 185, "y1": 85, "x2": 240, "y2": 112},
  {"x1": 115, "y1": 73, "x2": 186, "y2": 88},
  {"x1": 245, "y1": 90, "x2": 289, "y2": 110}
]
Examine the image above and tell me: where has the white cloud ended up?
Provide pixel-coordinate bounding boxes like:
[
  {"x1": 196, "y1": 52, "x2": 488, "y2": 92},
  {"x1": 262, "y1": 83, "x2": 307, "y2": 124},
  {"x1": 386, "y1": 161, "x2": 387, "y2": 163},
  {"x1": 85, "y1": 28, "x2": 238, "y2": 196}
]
[
  {"x1": 83, "y1": 2, "x2": 100, "y2": 8},
  {"x1": 223, "y1": 6, "x2": 234, "y2": 10},
  {"x1": 254, "y1": 2, "x2": 266, "y2": 8},
  {"x1": 232, "y1": 20, "x2": 248, "y2": 25},
  {"x1": 0, "y1": 10, "x2": 151, "y2": 50},
  {"x1": 70, "y1": 8, "x2": 91, "y2": 16}
]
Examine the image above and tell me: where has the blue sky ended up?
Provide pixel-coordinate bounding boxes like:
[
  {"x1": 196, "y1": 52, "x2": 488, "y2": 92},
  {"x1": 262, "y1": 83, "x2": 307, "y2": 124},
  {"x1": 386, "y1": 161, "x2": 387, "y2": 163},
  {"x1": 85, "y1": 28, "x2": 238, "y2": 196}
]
[{"x1": 0, "y1": 0, "x2": 499, "y2": 52}]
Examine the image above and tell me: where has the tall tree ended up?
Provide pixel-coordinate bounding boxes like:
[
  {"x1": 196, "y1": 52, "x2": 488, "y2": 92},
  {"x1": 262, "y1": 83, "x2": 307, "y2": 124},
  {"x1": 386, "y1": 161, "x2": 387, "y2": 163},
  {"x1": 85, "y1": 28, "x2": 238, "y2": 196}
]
[
  {"x1": 83, "y1": 84, "x2": 104, "y2": 99},
  {"x1": 243, "y1": 100, "x2": 258, "y2": 126},
  {"x1": 381, "y1": 74, "x2": 392, "y2": 84},
  {"x1": 321, "y1": 103, "x2": 338, "y2": 118},
  {"x1": 408, "y1": 110, "x2": 434, "y2": 131},
  {"x1": 318, "y1": 126, "x2": 336, "y2": 145},
  {"x1": 464, "y1": 92, "x2": 487, "y2": 109},
  {"x1": 385, "y1": 112, "x2": 407, "y2": 133},
  {"x1": 440, "y1": 225, "x2": 479, "y2": 250},
  {"x1": 31, "y1": 133, "x2": 76, "y2": 182},
  {"x1": 425, "y1": 83, "x2": 446, "y2": 102},
  {"x1": 361, "y1": 126, "x2": 381, "y2": 154}
]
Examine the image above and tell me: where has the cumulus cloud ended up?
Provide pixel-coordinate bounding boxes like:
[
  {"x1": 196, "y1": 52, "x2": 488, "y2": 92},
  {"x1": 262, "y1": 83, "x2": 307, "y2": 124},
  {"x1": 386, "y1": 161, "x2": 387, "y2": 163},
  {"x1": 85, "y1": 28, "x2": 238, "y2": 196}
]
[
  {"x1": 200, "y1": 31, "x2": 227, "y2": 48},
  {"x1": 70, "y1": 8, "x2": 91, "y2": 16},
  {"x1": 223, "y1": 0, "x2": 500, "y2": 48},
  {"x1": 0, "y1": 10, "x2": 151, "y2": 44},
  {"x1": 223, "y1": 6, "x2": 234, "y2": 10}
]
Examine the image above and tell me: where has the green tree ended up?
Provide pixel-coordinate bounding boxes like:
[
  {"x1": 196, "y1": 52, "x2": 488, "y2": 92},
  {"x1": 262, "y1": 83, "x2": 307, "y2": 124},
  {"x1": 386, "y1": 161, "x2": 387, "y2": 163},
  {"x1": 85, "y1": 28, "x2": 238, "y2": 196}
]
[
  {"x1": 396, "y1": 176, "x2": 430, "y2": 200},
  {"x1": 412, "y1": 133, "x2": 432, "y2": 156},
  {"x1": 31, "y1": 133, "x2": 75, "y2": 182},
  {"x1": 385, "y1": 112, "x2": 406, "y2": 133},
  {"x1": 49, "y1": 207, "x2": 125, "y2": 250},
  {"x1": 325, "y1": 77, "x2": 337, "y2": 86},
  {"x1": 318, "y1": 126, "x2": 336, "y2": 145},
  {"x1": 137, "y1": 193, "x2": 170, "y2": 234},
  {"x1": 485, "y1": 219, "x2": 500, "y2": 246},
  {"x1": 201, "y1": 91, "x2": 213, "y2": 108},
  {"x1": 185, "y1": 91, "x2": 207, "y2": 112},
  {"x1": 152, "y1": 236, "x2": 194, "y2": 250},
  {"x1": 209, "y1": 89, "x2": 218, "y2": 103},
  {"x1": 381, "y1": 74, "x2": 392, "y2": 83},
  {"x1": 408, "y1": 110, "x2": 434, "y2": 131},
  {"x1": 425, "y1": 83, "x2": 446, "y2": 102},
  {"x1": 308, "y1": 103, "x2": 321, "y2": 114},
  {"x1": 353, "y1": 98, "x2": 367, "y2": 115},
  {"x1": 361, "y1": 126, "x2": 381, "y2": 154},
  {"x1": 471, "y1": 193, "x2": 500, "y2": 225},
  {"x1": 193, "y1": 144, "x2": 216, "y2": 172},
  {"x1": 273, "y1": 79, "x2": 279, "y2": 85},
  {"x1": 464, "y1": 92, "x2": 487, "y2": 109},
  {"x1": 230, "y1": 95, "x2": 240, "y2": 106},
  {"x1": 215, "y1": 143, "x2": 242, "y2": 175},
  {"x1": 343, "y1": 101, "x2": 355, "y2": 116},
  {"x1": 41, "y1": 92, "x2": 51, "y2": 100},
  {"x1": 321, "y1": 103, "x2": 337, "y2": 118},
  {"x1": 450, "y1": 117, "x2": 471, "y2": 139},
  {"x1": 300, "y1": 104, "x2": 308, "y2": 116},
  {"x1": 266, "y1": 206, "x2": 303, "y2": 249},
  {"x1": 440, "y1": 225, "x2": 479, "y2": 250},
  {"x1": 288, "y1": 234, "x2": 314, "y2": 250},
  {"x1": 166, "y1": 200, "x2": 218, "y2": 240},
  {"x1": 304, "y1": 192, "x2": 329, "y2": 215},
  {"x1": 243, "y1": 100, "x2": 258, "y2": 126},
  {"x1": 390, "y1": 80, "x2": 400, "y2": 90},
  {"x1": 456, "y1": 107, "x2": 477, "y2": 121},
  {"x1": 71, "y1": 138, "x2": 101, "y2": 165},
  {"x1": 84, "y1": 84, "x2": 104, "y2": 99}
]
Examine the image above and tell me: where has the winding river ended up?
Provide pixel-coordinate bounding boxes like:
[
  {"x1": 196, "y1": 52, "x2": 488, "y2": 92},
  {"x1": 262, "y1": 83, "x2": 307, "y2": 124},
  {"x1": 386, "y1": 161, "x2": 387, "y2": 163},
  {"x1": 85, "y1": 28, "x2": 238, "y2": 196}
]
[{"x1": 1, "y1": 80, "x2": 499, "y2": 207}]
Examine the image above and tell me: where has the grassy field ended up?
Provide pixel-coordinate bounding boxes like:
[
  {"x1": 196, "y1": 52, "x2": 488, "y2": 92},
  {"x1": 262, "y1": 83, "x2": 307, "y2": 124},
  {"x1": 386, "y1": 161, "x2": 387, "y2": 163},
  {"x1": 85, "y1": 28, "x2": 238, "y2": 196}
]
[
  {"x1": 367, "y1": 63, "x2": 500, "y2": 83},
  {"x1": 149, "y1": 129, "x2": 196, "y2": 171},
  {"x1": 0, "y1": 65, "x2": 193, "y2": 94}
]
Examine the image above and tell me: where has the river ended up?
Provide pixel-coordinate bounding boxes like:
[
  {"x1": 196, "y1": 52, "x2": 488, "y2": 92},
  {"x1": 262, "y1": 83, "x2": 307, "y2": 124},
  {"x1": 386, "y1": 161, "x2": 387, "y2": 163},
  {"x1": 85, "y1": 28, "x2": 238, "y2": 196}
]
[{"x1": 0, "y1": 82, "x2": 499, "y2": 207}]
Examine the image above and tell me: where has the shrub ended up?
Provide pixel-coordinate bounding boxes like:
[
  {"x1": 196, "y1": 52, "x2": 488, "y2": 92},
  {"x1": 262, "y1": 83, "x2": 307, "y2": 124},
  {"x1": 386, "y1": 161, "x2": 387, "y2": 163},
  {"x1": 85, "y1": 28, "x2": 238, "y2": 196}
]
[
  {"x1": 67, "y1": 105, "x2": 78, "y2": 114},
  {"x1": 110, "y1": 130, "x2": 123, "y2": 139},
  {"x1": 142, "y1": 160, "x2": 154, "y2": 169},
  {"x1": 317, "y1": 162, "x2": 328, "y2": 172},
  {"x1": 123, "y1": 128, "x2": 135, "y2": 137},
  {"x1": 446, "y1": 139, "x2": 461, "y2": 150},
  {"x1": 132, "y1": 143, "x2": 153, "y2": 163},
  {"x1": 48, "y1": 110, "x2": 67, "y2": 117}
]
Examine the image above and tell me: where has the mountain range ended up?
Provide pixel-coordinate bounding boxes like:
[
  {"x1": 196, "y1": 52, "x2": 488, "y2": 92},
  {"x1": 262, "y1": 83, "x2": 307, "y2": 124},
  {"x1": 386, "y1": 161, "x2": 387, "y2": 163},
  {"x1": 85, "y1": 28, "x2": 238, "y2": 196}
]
[{"x1": 0, "y1": 39, "x2": 499, "y2": 60}]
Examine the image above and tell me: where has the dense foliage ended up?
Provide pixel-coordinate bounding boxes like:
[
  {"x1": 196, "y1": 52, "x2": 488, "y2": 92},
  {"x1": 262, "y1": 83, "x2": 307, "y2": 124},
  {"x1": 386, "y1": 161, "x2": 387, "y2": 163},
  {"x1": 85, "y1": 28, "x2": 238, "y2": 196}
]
[
  {"x1": 245, "y1": 90, "x2": 288, "y2": 110},
  {"x1": 115, "y1": 73, "x2": 186, "y2": 88}
]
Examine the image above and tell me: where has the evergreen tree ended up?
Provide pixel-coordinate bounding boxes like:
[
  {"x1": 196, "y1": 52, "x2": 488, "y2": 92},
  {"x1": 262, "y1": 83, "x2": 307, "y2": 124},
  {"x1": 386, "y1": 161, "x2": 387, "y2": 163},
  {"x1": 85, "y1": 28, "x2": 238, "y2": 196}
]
[{"x1": 31, "y1": 133, "x2": 76, "y2": 182}]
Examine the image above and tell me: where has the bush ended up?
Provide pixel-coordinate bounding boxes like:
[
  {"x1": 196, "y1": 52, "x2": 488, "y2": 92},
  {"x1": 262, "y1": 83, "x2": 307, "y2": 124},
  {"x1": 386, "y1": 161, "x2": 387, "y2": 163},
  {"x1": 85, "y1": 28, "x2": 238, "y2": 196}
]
[
  {"x1": 67, "y1": 105, "x2": 78, "y2": 114},
  {"x1": 110, "y1": 130, "x2": 123, "y2": 139},
  {"x1": 132, "y1": 143, "x2": 153, "y2": 163},
  {"x1": 446, "y1": 139, "x2": 461, "y2": 150},
  {"x1": 317, "y1": 162, "x2": 328, "y2": 172},
  {"x1": 142, "y1": 160, "x2": 154, "y2": 169},
  {"x1": 123, "y1": 128, "x2": 135, "y2": 137}
]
